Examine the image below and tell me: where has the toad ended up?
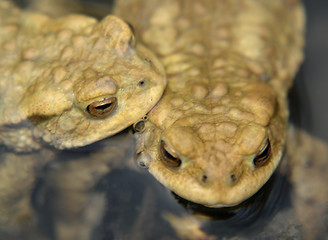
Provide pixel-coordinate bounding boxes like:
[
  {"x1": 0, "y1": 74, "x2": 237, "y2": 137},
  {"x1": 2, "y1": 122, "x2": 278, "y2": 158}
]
[
  {"x1": 114, "y1": 0, "x2": 305, "y2": 207},
  {"x1": 0, "y1": 1, "x2": 166, "y2": 152}
]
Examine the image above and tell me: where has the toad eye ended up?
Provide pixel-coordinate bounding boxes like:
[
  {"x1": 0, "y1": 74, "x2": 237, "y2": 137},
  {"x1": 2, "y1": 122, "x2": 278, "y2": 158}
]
[
  {"x1": 159, "y1": 140, "x2": 181, "y2": 168},
  {"x1": 86, "y1": 97, "x2": 117, "y2": 117},
  {"x1": 253, "y1": 139, "x2": 271, "y2": 168}
]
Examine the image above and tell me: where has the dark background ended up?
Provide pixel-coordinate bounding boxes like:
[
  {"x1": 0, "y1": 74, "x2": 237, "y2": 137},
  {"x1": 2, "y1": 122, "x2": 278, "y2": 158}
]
[{"x1": 301, "y1": 0, "x2": 328, "y2": 143}]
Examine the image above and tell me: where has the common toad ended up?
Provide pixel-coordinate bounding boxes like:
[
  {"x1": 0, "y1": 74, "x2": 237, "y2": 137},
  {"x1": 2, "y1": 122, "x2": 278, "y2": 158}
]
[
  {"x1": 0, "y1": 1, "x2": 166, "y2": 236},
  {"x1": 0, "y1": 1, "x2": 166, "y2": 152},
  {"x1": 114, "y1": 0, "x2": 305, "y2": 207}
]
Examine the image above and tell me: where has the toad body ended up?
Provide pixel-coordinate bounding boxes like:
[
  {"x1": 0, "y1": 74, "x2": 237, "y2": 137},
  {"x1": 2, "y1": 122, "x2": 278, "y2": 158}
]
[
  {"x1": 114, "y1": 0, "x2": 305, "y2": 207},
  {"x1": 0, "y1": 1, "x2": 166, "y2": 152}
]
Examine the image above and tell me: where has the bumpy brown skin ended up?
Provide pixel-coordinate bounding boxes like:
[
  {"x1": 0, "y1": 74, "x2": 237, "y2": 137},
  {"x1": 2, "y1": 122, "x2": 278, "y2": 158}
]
[
  {"x1": 0, "y1": 1, "x2": 166, "y2": 152},
  {"x1": 115, "y1": 0, "x2": 305, "y2": 207}
]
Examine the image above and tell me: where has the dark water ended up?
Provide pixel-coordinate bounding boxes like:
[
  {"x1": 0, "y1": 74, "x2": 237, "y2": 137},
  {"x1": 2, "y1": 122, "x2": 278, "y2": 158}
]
[{"x1": 2, "y1": 0, "x2": 328, "y2": 239}]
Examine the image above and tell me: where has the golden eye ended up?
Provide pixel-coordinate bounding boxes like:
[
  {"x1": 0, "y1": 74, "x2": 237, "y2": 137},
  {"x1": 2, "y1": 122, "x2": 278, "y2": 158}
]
[
  {"x1": 253, "y1": 139, "x2": 271, "y2": 168},
  {"x1": 86, "y1": 97, "x2": 117, "y2": 117},
  {"x1": 159, "y1": 140, "x2": 181, "y2": 168}
]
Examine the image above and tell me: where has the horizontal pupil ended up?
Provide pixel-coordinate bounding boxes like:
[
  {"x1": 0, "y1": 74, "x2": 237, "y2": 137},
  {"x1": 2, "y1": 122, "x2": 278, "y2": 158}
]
[
  {"x1": 160, "y1": 141, "x2": 181, "y2": 168},
  {"x1": 94, "y1": 103, "x2": 112, "y2": 110},
  {"x1": 254, "y1": 140, "x2": 271, "y2": 167},
  {"x1": 257, "y1": 149, "x2": 267, "y2": 159},
  {"x1": 163, "y1": 148, "x2": 177, "y2": 161},
  {"x1": 260, "y1": 143, "x2": 270, "y2": 157},
  {"x1": 86, "y1": 97, "x2": 116, "y2": 117}
]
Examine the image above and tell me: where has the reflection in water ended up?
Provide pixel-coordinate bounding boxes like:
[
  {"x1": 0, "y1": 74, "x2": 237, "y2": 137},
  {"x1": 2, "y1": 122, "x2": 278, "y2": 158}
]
[
  {"x1": 1, "y1": 0, "x2": 328, "y2": 239},
  {"x1": 32, "y1": 132, "x2": 137, "y2": 240},
  {"x1": 31, "y1": 132, "x2": 184, "y2": 240},
  {"x1": 93, "y1": 169, "x2": 178, "y2": 240}
]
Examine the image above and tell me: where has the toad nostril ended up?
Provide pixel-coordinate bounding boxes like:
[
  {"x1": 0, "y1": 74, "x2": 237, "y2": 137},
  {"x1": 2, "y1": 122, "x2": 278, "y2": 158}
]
[
  {"x1": 138, "y1": 79, "x2": 147, "y2": 87},
  {"x1": 230, "y1": 173, "x2": 240, "y2": 185},
  {"x1": 230, "y1": 174, "x2": 237, "y2": 182},
  {"x1": 136, "y1": 151, "x2": 151, "y2": 169},
  {"x1": 201, "y1": 174, "x2": 208, "y2": 183},
  {"x1": 137, "y1": 160, "x2": 148, "y2": 169}
]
